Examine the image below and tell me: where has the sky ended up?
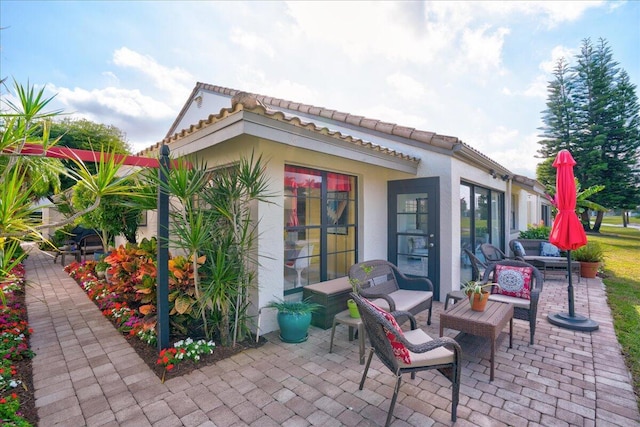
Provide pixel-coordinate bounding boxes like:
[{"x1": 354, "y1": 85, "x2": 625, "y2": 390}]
[{"x1": 1, "y1": 1, "x2": 638, "y2": 178}]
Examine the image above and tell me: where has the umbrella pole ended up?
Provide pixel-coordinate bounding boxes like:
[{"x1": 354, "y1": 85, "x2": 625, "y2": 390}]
[
  {"x1": 568, "y1": 250, "x2": 575, "y2": 317},
  {"x1": 547, "y1": 249, "x2": 599, "y2": 332}
]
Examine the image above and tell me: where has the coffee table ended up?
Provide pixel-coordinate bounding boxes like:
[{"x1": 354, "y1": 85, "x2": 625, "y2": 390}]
[{"x1": 440, "y1": 299, "x2": 513, "y2": 381}]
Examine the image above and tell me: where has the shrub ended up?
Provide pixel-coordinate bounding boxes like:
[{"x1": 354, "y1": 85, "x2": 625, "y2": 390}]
[
  {"x1": 519, "y1": 224, "x2": 551, "y2": 240},
  {"x1": 574, "y1": 241, "x2": 605, "y2": 263}
]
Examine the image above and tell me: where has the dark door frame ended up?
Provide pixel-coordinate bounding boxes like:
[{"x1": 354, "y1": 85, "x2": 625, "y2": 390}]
[{"x1": 387, "y1": 177, "x2": 440, "y2": 300}]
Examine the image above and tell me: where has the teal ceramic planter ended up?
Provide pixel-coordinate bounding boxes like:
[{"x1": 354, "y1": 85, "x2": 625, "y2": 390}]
[{"x1": 277, "y1": 311, "x2": 312, "y2": 343}]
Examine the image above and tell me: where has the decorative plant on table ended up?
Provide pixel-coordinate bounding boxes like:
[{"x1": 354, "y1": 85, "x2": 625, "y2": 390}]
[
  {"x1": 461, "y1": 280, "x2": 495, "y2": 312},
  {"x1": 267, "y1": 298, "x2": 322, "y2": 343},
  {"x1": 347, "y1": 264, "x2": 374, "y2": 318}
]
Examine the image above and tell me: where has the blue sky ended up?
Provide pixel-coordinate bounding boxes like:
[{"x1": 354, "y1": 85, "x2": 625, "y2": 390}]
[{"x1": 1, "y1": 1, "x2": 638, "y2": 178}]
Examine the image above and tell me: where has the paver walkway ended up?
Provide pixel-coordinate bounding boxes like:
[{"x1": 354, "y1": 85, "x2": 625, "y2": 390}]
[{"x1": 25, "y1": 247, "x2": 640, "y2": 426}]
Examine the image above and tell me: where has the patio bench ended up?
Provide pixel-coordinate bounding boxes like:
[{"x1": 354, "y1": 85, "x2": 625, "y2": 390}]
[{"x1": 509, "y1": 239, "x2": 580, "y2": 281}]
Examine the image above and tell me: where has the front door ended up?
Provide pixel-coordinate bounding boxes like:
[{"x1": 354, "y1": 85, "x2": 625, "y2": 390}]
[{"x1": 388, "y1": 178, "x2": 440, "y2": 300}]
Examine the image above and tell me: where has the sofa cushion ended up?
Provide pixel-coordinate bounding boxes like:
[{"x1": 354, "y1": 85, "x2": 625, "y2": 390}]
[
  {"x1": 540, "y1": 242, "x2": 561, "y2": 257},
  {"x1": 494, "y1": 264, "x2": 532, "y2": 300},
  {"x1": 399, "y1": 329, "x2": 454, "y2": 368}
]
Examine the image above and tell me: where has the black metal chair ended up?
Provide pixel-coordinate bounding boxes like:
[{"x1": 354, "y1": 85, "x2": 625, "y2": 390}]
[
  {"x1": 481, "y1": 260, "x2": 544, "y2": 345},
  {"x1": 349, "y1": 259, "x2": 433, "y2": 325},
  {"x1": 351, "y1": 293, "x2": 461, "y2": 425}
]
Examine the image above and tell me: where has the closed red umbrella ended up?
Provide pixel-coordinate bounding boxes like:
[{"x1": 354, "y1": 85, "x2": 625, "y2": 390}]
[
  {"x1": 547, "y1": 150, "x2": 598, "y2": 331},
  {"x1": 549, "y1": 150, "x2": 587, "y2": 250}
]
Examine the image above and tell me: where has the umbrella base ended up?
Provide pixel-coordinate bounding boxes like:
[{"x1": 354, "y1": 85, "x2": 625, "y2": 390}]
[{"x1": 547, "y1": 312, "x2": 599, "y2": 332}]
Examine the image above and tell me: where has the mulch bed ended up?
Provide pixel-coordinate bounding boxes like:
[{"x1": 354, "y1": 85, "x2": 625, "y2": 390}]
[{"x1": 127, "y1": 333, "x2": 266, "y2": 382}]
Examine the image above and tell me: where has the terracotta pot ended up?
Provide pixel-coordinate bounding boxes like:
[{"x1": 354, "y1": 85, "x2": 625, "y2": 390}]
[
  {"x1": 580, "y1": 261, "x2": 600, "y2": 278},
  {"x1": 468, "y1": 291, "x2": 490, "y2": 312}
]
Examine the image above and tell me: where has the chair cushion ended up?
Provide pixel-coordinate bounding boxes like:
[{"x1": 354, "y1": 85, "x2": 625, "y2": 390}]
[
  {"x1": 512, "y1": 241, "x2": 526, "y2": 257},
  {"x1": 398, "y1": 329, "x2": 454, "y2": 368},
  {"x1": 493, "y1": 264, "x2": 533, "y2": 300},
  {"x1": 488, "y1": 293, "x2": 531, "y2": 309},
  {"x1": 362, "y1": 298, "x2": 411, "y2": 364},
  {"x1": 371, "y1": 290, "x2": 433, "y2": 313},
  {"x1": 540, "y1": 242, "x2": 561, "y2": 257}
]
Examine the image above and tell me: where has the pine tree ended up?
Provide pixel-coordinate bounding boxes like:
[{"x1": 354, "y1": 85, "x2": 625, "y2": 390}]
[{"x1": 538, "y1": 38, "x2": 640, "y2": 231}]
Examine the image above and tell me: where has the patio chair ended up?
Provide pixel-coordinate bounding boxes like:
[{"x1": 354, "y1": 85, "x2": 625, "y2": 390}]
[
  {"x1": 463, "y1": 248, "x2": 488, "y2": 281},
  {"x1": 480, "y1": 243, "x2": 513, "y2": 262},
  {"x1": 350, "y1": 293, "x2": 461, "y2": 425},
  {"x1": 481, "y1": 260, "x2": 544, "y2": 345},
  {"x1": 349, "y1": 259, "x2": 433, "y2": 325}
]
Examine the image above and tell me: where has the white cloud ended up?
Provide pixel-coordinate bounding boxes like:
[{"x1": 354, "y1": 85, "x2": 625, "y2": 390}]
[
  {"x1": 230, "y1": 28, "x2": 275, "y2": 59},
  {"x1": 386, "y1": 73, "x2": 432, "y2": 102},
  {"x1": 523, "y1": 75, "x2": 549, "y2": 98},
  {"x1": 485, "y1": 127, "x2": 540, "y2": 176},
  {"x1": 112, "y1": 47, "x2": 193, "y2": 106},
  {"x1": 53, "y1": 86, "x2": 174, "y2": 119},
  {"x1": 457, "y1": 25, "x2": 510, "y2": 75},
  {"x1": 540, "y1": 45, "x2": 577, "y2": 73}
]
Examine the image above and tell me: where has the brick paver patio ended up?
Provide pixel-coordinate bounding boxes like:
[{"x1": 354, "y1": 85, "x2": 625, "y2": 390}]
[{"x1": 25, "y1": 247, "x2": 640, "y2": 426}]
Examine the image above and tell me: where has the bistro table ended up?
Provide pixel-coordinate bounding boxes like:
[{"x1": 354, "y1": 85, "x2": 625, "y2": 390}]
[{"x1": 440, "y1": 299, "x2": 514, "y2": 381}]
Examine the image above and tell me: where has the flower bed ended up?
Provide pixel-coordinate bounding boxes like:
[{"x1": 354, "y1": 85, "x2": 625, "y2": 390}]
[
  {"x1": 0, "y1": 264, "x2": 36, "y2": 426},
  {"x1": 64, "y1": 247, "x2": 265, "y2": 382}
]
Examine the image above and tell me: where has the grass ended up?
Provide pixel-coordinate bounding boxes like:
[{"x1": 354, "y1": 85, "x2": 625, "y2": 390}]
[{"x1": 585, "y1": 219, "x2": 640, "y2": 409}]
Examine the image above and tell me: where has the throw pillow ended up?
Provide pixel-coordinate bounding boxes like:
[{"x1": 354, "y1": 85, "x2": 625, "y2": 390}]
[
  {"x1": 494, "y1": 264, "x2": 533, "y2": 300},
  {"x1": 361, "y1": 298, "x2": 411, "y2": 364},
  {"x1": 540, "y1": 242, "x2": 561, "y2": 257},
  {"x1": 512, "y1": 241, "x2": 526, "y2": 257}
]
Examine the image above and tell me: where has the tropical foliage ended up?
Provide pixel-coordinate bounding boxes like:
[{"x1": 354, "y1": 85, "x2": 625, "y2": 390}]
[{"x1": 0, "y1": 80, "x2": 138, "y2": 282}]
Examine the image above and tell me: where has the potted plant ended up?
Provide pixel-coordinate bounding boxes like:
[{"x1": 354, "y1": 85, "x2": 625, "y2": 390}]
[
  {"x1": 461, "y1": 281, "x2": 495, "y2": 311},
  {"x1": 573, "y1": 242, "x2": 604, "y2": 278},
  {"x1": 267, "y1": 298, "x2": 322, "y2": 343},
  {"x1": 95, "y1": 260, "x2": 109, "y2": 279},
  {"x1": 347, "y1": 264, "x2": 374, "y2": 318}
]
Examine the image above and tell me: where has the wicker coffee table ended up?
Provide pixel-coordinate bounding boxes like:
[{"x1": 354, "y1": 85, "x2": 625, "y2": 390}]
[{"x1": 440, "y1": 299, "x2": 514, "y2": 381}]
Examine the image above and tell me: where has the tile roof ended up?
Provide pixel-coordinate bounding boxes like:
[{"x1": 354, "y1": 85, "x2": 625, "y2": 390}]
[{"x1": 144, "y1": 82, "x2": 515, "y2": 177}]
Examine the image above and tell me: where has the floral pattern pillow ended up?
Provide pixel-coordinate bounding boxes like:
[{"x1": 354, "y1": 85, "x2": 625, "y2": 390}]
[
  {"x1": 362, "y1": 299, "x2": 411, "y2": 364},
  {"x1": 494, "y1": 264, "x2": 533, "y2": 300}
]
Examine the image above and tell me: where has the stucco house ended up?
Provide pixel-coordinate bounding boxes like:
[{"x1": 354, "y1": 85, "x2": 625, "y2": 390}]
[{"x1": 136, "y1": 82, "x2": 551, "y2": 334}]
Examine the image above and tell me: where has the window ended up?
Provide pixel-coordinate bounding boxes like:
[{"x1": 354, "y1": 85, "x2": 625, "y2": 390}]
[
  {"x1": 510, "y1": 194, "x2": 518, "y2": 231},
  {"x1": 460, "y1": 182, "x2": 504, "y2": 283},
  {"x1": 284, "y1": 166, "x2": 357, "y2": 294}
]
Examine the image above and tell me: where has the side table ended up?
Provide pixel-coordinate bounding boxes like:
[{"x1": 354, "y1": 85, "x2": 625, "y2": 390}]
[
  {"x1": 329, "y1": 309, "x2": 365, "y2": 364},
  {"x1": 440, "y1": 300, "x2": 513, "y2": 381}
]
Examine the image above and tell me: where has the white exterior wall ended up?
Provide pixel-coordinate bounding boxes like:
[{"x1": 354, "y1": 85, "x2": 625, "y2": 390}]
[{"x1": 155, "y1": 88, "x2": 538, "y2": 334}]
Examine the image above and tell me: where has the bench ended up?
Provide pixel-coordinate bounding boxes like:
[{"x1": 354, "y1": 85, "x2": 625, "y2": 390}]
[
  {"x1": 509, "y1": 239, "x2": 580, "y2": 281},
  {"x1": 78, "y1": 234, "x2": 104, "y2": 261},
  {"x1": 302, "y1": 277, "x2": 351, "y2": 329}
]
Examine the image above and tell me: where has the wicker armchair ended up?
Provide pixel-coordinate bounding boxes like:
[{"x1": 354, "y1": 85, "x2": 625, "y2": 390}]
[
  {"x1": 463, "y1": 248, "x2": 488, "y2": 281},
  {"x1": 351, "y1": 293, "x2": 461, "y2": 425},
  {"x1": 349, "y1": 259, "x2": 433, "y2": 325},
  {"x1": 481, "y1": 260, "x2": 544, "y2": 345},
  {"x1": 480, "y1": 243, "x2": 513, "y2": 262}
]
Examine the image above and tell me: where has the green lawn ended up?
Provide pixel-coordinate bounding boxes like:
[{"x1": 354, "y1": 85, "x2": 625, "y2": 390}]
[{"x1": 587, "y1": 222, "x2": 640, "y2": 409}]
